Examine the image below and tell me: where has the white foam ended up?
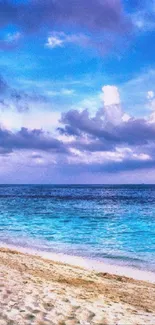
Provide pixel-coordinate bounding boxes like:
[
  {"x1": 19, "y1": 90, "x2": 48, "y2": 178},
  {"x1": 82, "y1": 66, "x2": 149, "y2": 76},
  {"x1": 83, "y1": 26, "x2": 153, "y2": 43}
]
[{"x1": 0, "y1": 242, "x2": 155, "y2": 283}]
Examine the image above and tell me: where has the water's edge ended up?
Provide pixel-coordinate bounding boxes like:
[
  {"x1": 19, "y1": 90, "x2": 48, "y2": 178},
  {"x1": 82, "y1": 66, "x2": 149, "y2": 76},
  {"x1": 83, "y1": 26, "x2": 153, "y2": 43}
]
[{"x1": 1, "y1": 242, "x2": 155, "y2": 284}]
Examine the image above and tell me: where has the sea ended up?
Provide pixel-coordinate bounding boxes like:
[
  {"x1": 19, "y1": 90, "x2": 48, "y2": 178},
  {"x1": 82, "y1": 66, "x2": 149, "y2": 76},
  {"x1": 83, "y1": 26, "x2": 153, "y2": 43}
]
[{"x1": 0, "y1": 184, "x2": 155, "y2": 275}]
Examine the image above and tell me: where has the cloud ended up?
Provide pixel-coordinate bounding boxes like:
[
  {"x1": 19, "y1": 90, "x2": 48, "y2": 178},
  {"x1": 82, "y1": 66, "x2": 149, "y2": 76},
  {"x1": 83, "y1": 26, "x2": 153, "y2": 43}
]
[
  {"x1": 45, "y1": 29, "x2": 131, "y2": 54},
  {"x1": 72, "y1": 156, "x2": 155, "y2": 174},
  {"x1": 0, "y1": 0, "x2": 131, "y2": 34},
  {"x1": 46, "y1": 34, "x2": 64, "y2": 49},
  {"x1": 0, "y1": 127, "x2": 68, "y2": 154},
  {"x1": 46, "y1": 32, "x2": 94, "y2": 50},
  {"x1": 102, "y1": 85, "x2": 124, "y2": 125},
  {"x1": 46, "y1": 32, "x2": 86, "y2": 48},
  {"x1": 2, "y1": 83, "x2": 155, "y2": 179},
  {"x1": 147, "y1": 91, "x2": 154, "y2": 100},
  {"x1": 58, "y1": 107, "x2": 155, "y2": 146},
  {"x1": 54, "y1": 84, "x2": 155, "y2": 175},
  {"x1": 0, "y1": 1, "x2": 133, "y2": 54},
  {"x1": 102, "y1": 85, "x2": 121, "y2": 106},
  {"x1": 0, "y1": 108, "x2": 60, "y2": 132}
]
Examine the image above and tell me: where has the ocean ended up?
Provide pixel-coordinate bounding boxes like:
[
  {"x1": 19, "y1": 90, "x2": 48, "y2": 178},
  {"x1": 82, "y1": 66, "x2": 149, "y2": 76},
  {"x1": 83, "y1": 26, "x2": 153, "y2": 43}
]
[{"x1": 0, "y1": 184, "x2": 155, "y2": 273}]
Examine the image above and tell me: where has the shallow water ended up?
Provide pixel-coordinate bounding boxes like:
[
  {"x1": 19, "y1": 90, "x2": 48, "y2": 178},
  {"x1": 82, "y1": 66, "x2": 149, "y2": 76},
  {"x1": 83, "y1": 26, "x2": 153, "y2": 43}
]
[{"x1": 0, "y1": 184, "x2": 155, "y2": 272}]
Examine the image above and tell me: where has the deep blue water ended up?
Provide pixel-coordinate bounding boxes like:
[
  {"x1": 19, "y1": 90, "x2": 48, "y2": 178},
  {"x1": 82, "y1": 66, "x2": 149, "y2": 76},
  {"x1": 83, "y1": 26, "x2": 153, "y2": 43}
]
[{"x1": 0, "y1": 184, "x2": 155, "y2": 272}]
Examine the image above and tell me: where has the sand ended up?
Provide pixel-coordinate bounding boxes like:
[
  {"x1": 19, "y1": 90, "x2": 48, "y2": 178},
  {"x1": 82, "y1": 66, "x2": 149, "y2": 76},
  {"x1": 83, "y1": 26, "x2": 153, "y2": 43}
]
[{"x1": 0, "y1": 247, "x2": 155, "y2": 325}]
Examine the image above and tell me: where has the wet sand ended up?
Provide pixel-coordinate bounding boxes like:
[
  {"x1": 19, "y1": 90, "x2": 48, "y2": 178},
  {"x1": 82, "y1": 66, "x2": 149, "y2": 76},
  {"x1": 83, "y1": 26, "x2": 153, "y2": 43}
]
[{"x1": 0, "y1": 247, "x2": 155, "y2": 325}]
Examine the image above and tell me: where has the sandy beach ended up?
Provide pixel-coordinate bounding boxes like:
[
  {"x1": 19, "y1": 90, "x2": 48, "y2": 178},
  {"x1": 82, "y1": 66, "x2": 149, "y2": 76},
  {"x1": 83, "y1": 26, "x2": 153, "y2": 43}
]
[{"x1": 0, "y1": 247, "x2": 155, "y2": 325}]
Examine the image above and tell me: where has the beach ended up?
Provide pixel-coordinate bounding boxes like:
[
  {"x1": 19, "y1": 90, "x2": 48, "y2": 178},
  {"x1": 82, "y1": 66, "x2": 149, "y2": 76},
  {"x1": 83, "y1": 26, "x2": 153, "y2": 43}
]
[{"x1": 0, "y1": 247, "x2": 155, "y2": 325}]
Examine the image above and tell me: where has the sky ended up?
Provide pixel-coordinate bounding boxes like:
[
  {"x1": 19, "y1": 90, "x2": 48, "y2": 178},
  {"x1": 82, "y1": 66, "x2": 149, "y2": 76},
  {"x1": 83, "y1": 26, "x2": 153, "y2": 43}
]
[{"x1": 1, "y1": 0, "x2": 155, "y2": 183}]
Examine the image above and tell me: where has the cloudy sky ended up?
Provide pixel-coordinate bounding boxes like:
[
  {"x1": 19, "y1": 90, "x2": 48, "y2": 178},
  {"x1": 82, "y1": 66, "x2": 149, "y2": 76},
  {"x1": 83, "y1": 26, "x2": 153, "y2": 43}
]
[{"x1": 1, "y1": 0, "x2": 155, "y2": 183}]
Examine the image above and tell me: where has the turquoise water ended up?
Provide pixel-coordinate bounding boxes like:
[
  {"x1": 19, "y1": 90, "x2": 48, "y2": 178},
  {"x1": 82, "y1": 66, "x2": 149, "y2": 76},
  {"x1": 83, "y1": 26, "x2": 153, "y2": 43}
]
[{"x1": 0, "y1": 185, "x2": 155, "y2": 272}]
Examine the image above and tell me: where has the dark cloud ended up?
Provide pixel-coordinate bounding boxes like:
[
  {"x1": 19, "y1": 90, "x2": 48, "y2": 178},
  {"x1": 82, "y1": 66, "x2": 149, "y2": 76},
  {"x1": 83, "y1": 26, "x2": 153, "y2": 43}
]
[
  {"x1": 90, "y1": 158, "x2": 155, "y2": 173},
  {"x1": 54, "y1": 107, "x2": 155, "y2": 174},
  {"x1": 58, "y1": 108, "x2": 155, "y2": 147},
  {"x1": 58, "y1": 156, "x2": 155, "y2": 175},
  {"x1": 1, "y1": 106, "x2": 155, "y2": 175},
  {"x1": 1, "y1": 97, "x2": 155, "y2": 175},
  {"x1": 30, "y1": 153, "x2": 43, "y2": 159},
  {"x1": 58, "y1": 109, "x2": 115, "y2": 141},
  {"x1": 0, "y1": 0, "x2": 131, "y2": 34},
  {"x1": 0, "y1": 127, "x2": 68, "y2": 154},
  {"x1": 117, "y1": 119, "x2": 155, "y2": 145},
  {"x1": 51, "y1": 158, "x2": 155, "y2": 180}
]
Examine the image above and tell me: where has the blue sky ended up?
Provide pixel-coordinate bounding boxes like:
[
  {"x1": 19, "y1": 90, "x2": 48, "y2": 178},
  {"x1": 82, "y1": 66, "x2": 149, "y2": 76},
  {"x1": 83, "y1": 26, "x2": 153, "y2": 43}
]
[{"x1": 1, "y1": 0, "x2": 155, "y2": 183}]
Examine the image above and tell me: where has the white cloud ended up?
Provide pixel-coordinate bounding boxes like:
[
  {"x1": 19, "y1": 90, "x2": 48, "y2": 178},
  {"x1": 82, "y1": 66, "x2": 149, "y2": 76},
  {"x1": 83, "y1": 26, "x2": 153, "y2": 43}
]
[
  {"x1": 147, "y1": 90, "x2": 154, "y2": 100},
  {"x1": 132, "y1": 153, "x2": 151, "y2": 161},
  {"x1": 67, "y1": 145, "x2": 151, "y2": 166},
  {"x1": 46, "y1": 35, "x2": 64, "y2": 48},
  {"x1": 73, "y1": 85, "x2": 131, "y2": 124},
  {"x1": 46, "y1": 31, "x2": 90, "y2": 49},
  {"x1": 122, "y1": 113, "x2": 130, "y2": 122},
  {"x1": 0, "y1": 105, "x2": 60, "y2": 132},
  {"x1": 102, "y1": 85, "x2": 124, "y2": 125},
  {"x1": 102, "y1": 85, "x2": 120, "y2": 106}
]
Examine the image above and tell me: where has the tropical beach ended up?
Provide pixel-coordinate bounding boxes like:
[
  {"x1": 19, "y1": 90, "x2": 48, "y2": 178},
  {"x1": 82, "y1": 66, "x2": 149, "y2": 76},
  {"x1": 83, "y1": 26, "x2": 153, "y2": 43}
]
[
  {"x1": 0, "y1": 247, "x2": 155, "y2": 325},
  {"x1": 0, "y1": 184, "x2": 155, "y2": 323},
  {"x1": 1, "y1": 0, "x2": 155, "y2": 324}
]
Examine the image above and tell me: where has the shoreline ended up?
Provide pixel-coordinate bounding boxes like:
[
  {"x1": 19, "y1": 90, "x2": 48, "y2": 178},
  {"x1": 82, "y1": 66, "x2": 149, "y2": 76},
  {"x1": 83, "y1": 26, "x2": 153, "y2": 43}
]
[
  {"x1": 0, "y1": 246, "x2": 155, "y2": 324},
  {"x1": 0, "y1": 242, "x2": 155, "y2": 284}
]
